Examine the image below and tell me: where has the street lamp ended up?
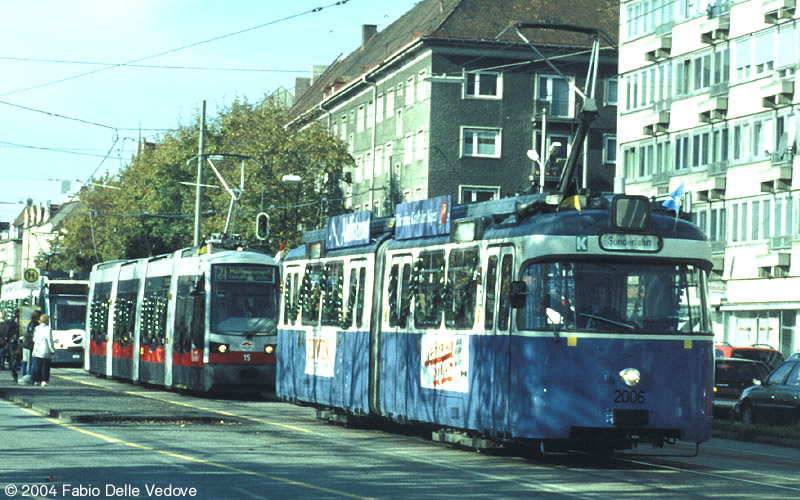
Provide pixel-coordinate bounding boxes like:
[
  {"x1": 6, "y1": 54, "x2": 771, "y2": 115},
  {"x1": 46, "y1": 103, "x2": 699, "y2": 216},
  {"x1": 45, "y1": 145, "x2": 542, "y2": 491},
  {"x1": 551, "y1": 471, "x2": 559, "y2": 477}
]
[
  {"x1": 282, "y1": 174, "x2": 302, "y2": 229},
  {"x1": 526, "y1": 141, "x2": 561, "y2": 193}
]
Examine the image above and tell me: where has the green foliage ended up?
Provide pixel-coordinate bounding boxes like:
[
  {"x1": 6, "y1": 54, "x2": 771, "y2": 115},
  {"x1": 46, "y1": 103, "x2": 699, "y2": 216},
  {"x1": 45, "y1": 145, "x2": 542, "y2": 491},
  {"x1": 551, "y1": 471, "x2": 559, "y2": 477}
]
[{"x1": 45, "y1": 99, "x2": 352, "y2": 272}]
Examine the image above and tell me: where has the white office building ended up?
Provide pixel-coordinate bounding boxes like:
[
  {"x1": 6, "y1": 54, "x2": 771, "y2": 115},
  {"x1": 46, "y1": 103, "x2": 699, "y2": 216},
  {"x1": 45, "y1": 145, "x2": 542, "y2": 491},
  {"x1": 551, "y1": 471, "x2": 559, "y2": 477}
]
[{"x1": 618, "y1": 0, "x2": 800, "y2": 356}]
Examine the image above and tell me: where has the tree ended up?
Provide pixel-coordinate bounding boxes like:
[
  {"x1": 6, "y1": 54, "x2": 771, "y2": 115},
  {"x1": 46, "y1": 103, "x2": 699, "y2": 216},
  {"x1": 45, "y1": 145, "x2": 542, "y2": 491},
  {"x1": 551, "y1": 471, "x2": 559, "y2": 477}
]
[{"x1": 44, "y1": 98, "x2": 352, "y2": 272}]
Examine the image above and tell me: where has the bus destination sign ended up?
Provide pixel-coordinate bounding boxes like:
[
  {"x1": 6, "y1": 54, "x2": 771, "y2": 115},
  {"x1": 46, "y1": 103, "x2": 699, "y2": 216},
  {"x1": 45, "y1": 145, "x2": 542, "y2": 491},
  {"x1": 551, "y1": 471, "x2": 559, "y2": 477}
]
[{"x1": 599, "y1": 233, "x2": 662, "y2": 253}]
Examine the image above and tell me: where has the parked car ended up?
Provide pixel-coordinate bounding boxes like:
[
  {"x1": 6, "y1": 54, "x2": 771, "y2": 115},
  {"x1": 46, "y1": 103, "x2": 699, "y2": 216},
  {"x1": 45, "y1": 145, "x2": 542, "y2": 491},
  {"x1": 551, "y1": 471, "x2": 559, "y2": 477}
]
[
  {"x1": 714, "y1": 343, "x2": 784, "y2": 370},
  {"x1": 789, "y1": 352, "x2": 800, "y2": 361},
  {"x1": 735, "y1": 360, "x2": 800, "y2": 425},
  {"x1": 713, "y1": 358, "x2": 770, "y2": 417}
]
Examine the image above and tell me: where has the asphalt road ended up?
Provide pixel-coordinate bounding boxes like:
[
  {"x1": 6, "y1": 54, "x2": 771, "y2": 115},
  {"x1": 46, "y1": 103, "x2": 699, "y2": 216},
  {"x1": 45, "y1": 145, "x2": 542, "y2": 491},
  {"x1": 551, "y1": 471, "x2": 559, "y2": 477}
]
[{"x1": 1, "y1": 368, "x2": 799, "y2": 500}]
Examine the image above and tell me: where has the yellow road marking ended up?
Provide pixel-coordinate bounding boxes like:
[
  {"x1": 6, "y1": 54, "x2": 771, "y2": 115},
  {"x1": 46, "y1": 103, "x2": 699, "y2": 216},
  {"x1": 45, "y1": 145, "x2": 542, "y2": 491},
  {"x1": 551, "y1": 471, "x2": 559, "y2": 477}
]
[
  {"x1": 21, "y1": 407, "x2": 376, "y2": 500},
  {"x1": 54, "y1": 374, "x2": 311, "y2": 433}
]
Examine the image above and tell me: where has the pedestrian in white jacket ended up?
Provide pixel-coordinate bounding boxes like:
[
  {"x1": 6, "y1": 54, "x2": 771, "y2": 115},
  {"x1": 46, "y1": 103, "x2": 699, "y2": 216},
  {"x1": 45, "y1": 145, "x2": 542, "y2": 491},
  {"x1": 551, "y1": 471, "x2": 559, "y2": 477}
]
[{"x1": 32, "y1": 313, "x2": 54, "y2": 386}]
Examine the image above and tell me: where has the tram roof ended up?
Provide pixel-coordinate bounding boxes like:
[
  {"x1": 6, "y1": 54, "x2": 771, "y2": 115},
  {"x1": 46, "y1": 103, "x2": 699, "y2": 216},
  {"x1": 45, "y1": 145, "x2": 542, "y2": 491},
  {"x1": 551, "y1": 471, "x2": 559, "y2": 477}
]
[{"x1": 285, "y1": 193, "x2": 706, "y2": 260}]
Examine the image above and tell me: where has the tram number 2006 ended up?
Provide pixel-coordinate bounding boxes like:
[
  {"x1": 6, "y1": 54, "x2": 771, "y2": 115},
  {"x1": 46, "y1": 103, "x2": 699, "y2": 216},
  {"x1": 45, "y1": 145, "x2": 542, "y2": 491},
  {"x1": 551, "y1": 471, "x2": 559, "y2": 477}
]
[{"x1": 614, "y1": 389, "x2": 646, "y2": 404}]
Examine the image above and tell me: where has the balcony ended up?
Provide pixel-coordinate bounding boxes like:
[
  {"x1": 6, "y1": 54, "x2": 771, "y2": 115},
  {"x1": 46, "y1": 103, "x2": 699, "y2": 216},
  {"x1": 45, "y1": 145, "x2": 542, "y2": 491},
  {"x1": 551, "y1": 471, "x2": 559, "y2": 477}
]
[
  {"x1": 769, "y1": 235, "x2": 793, "y2": 250},
  {"x1": 761, "y1": 79, "x2": 795, "y2": 108},
  {"x1": 756, "y1": 251, "x2": 791, "y2": 278},
  {"x1": 699, "y1": 97, "x2": 728, "y2": 123},
  {"x1": 700, "y1": 14, "x2": 730, "y2": 44},
  {"x1": 695, "y1": 177, "x2": 726, "y2": 202},
  {"x1": 764, "y1": 0, "x2": 796, "y2": 24},
  {"x1": 759, "y1": 164, "x2": 793, "y2": 192},
  {"x1": 709, "y1": 161, "x2": 727, "y2": 177},
  {"x1": 645, "y1": 35, "x2": 672, "y2": 62},
  {"x1": 642, "y1": 111, "x2": 670, "y2": 136},
  {"x1": 652, "y1": 171, "x2": 670, "y2": 186}
]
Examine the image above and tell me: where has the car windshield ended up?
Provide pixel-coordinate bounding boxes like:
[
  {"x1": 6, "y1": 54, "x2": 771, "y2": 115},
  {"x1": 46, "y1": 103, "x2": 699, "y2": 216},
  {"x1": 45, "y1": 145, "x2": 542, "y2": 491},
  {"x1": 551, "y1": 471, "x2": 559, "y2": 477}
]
[
  {"x1": 517, "y1": 261, "x2": 711, "y2": 334},
  {"x1": 210, "y1": 264, "x2": 279, "y2": 335}
]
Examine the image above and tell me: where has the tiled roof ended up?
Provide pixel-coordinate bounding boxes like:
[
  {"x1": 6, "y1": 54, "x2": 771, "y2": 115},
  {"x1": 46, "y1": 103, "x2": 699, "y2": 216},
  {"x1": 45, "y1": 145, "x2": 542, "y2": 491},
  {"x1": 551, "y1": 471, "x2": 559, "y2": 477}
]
[{"x1": 287, "y1": 0, "x2": 618, "y2": 122}]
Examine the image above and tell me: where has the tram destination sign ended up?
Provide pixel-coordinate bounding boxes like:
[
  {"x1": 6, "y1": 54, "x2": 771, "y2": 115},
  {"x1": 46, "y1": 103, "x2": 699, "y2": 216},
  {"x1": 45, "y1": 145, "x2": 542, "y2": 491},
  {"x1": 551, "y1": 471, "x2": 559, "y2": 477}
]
[
  {"x1": 214, "y1": 266, "x2": 276, "y2": 283},
  {"x1": 396, "y1": 195, "x2": 451, "y2": 240},
  {"x1": 326, "y1": 210, "x2": 372, "y2": 250},
  {"x1": 599, "y1": 232, "x2": 662, "y2": 253}
]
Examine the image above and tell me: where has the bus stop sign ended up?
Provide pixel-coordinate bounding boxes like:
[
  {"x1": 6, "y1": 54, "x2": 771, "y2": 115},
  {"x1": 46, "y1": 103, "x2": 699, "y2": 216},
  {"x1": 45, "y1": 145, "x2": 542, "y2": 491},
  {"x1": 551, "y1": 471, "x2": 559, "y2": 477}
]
[{"x1": 23, "y1": 268, "x2": 41, "y2": 289}]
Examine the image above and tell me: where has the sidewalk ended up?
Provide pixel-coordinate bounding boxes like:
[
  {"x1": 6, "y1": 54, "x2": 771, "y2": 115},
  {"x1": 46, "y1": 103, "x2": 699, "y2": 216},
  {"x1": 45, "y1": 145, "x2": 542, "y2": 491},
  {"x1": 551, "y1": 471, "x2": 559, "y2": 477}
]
[{"x1": 0, "y1": 367, "x2": 225, "y2": 423}]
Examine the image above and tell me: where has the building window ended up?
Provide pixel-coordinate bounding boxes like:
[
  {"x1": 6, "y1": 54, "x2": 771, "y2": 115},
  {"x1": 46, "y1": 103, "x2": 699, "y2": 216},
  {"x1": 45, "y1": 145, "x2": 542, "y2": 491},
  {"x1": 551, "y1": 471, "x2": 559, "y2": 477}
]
[
  {"x1": 537, "y1": 75, "x2": 573, "y2": 118},
  {"x1": 674, "y1": 135, "x2": 689, "y2": 171},
  {"x1": 755, "y1": 30, "x2": 775, "y2": 75},
  {"x1": 375, "y1": 147, "x2": 383, "y2": 177},
  {"x1": 406, "y1": 77, "x2": 415, "y2": 106},
  {"x1": 465, "y1": 72, "x2": 501, "y2": 98},
  {"x1": 605, "y1": 78, "x2": 618, "y2": 106},
  {"x1": 415, "y1": 129, "x2": 426, "y2": 162},
  {"x1": 376, "y1": 94, "x2": 384, "y2": 124},
  {"x1": 403, "y1": 134, "x2": 414, "y2": 165},
  {"x1": 354, "y1": 155, "x2": 363, "y2": 183},
  {"x1": 460, "y1": 186, "x2": 499, "y2": 203},
  {"x1": 417, "y1": 69, "x2": 428, "y2": 102},
  {"x1": 462, "y1": 128, "x2": 501, "y2": 158},
  {"x1": 735, "y1": 37, "x2": 751, "y2": 80},
  {"x1": 395, "y1": 108, "x2": 403, "y2": 137},
  {"x1": 357, "y1": 105, "x2": 365, "y2": 133},
  {"x1": 386, "y1": 89, "x2": 395, "y2": 119},
  {"x1": 603, "y1": 135, "x2": 617, "y2": 164}
]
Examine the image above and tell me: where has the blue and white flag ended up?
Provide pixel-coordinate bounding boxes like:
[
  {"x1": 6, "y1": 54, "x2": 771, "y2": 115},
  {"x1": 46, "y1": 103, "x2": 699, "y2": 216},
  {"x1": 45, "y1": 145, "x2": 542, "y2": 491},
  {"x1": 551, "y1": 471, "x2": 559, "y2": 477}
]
[{"x1": 662, "y1": 182, "x2": 684, "y2": 215}]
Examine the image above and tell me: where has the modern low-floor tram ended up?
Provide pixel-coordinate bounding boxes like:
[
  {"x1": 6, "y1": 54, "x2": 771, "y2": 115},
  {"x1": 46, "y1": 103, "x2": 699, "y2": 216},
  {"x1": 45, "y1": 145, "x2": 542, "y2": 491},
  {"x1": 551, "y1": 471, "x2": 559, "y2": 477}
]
[
  {"x1": 278, "y1": 194, "x2": 714, "y2": 452},
  {"x1": 86, "y1": 240, "x2": 280, "y2": 393}
]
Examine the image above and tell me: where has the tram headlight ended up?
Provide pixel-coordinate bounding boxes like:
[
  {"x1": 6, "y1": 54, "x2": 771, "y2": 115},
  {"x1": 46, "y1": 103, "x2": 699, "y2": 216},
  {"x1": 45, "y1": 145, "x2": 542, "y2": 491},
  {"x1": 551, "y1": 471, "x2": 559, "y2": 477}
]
[
  {"x1": 619, "y1": 368, "x2": 641, "y2": 387},
  {"x1": 210, "y1": 342, "x2": 229, "y2": 354},
  {"x1": 264, "y1": 344, "x2": 275, "y2": 355}
]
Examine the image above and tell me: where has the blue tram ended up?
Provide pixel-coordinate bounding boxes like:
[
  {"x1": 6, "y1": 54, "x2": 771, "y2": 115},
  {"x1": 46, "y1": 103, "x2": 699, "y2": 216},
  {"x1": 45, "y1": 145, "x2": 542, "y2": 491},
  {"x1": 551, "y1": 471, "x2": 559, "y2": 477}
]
[
  {"x1": 277, "y1": 194, "x2": 714, "y2": 452},
  {"x1": 85, "y1": 236, "x2": 280, "y2": 393}
]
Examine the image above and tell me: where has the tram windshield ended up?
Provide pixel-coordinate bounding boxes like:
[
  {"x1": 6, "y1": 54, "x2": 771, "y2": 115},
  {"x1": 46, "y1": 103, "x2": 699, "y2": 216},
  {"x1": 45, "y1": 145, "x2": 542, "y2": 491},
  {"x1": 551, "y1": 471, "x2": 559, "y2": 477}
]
[
  {"x1": 517, "y1": 261, "x2": 711, "y2": 334},
  {"x1": 210, "y1": 264, "x2": 279, "y2": 335},
  {"x1": 50, "y1": 297, "x2": 87, "y2": 330}
]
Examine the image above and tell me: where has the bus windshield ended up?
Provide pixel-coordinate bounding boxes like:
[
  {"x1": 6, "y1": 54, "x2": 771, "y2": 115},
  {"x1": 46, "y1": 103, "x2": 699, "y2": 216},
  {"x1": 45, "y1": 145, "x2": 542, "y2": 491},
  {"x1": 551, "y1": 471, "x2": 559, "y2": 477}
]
[
  {"x1": 210, "y1": 264, "x2": 279, "y2": 335},
  {"x1": 517, "y1": 261, "x2": 711, "y2": 334},
  {"x1": 50, "y1": 297, "x2": 87, "y2": 330}
]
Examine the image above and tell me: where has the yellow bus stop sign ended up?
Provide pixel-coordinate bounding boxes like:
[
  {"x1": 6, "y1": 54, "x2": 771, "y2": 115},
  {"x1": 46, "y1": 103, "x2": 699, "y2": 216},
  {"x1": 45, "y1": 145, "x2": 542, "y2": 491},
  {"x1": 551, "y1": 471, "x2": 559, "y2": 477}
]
[{"x1": 23, "y1": 268, "x2": 40, "y2": 289}]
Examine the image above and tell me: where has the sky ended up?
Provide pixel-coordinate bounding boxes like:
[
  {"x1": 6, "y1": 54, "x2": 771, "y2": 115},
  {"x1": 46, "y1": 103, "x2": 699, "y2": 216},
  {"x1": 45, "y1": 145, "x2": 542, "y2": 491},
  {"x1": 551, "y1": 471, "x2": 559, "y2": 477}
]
[{"x1": 0, "y1": 0, "x2": 422, "y2": 222}]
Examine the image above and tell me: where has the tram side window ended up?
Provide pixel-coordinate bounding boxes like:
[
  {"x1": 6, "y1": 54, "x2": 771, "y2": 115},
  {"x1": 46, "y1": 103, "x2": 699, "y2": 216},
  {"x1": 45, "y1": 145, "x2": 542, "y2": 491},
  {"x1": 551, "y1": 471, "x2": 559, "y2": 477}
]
[
  {"x1": 300, "y1": 265, "x2": 323, "y2": 326},
  {"x1": 414, "y1": 251, "x2": 445, "y2": 328},
  {"x1": 141, "y1": 289, "x2": 169, "y2": 348},
  {"x1": 484, "y1": 256, "x2": 498, "y2": 330},
  {"x1": 518, "y1": 263, "x2": 577, "y2": 330},
  {"x1": 89, "y1": 295, "x2": 110, "y2": 342},
  {"x1": 445, "y1": 247, "x2": 479, "y2": 330},
  {"x1": 345, "y1": 265, "x2": 367, "y2": 329},
  {"x1": 283, "y1": 271, "x2": 297, "y2": 326},
  {"x1": 321, "y1": 262, "x2": 344, "y2": 326},
  {"x1": 498, "y1": 255, "x2": 512, "y2": 331},
  {"x1": 388, "y1": 262, "x2": 412, "y2": 328},
  {"x1": 113, "y1": 289, "x2": 137, "y2": 346}
]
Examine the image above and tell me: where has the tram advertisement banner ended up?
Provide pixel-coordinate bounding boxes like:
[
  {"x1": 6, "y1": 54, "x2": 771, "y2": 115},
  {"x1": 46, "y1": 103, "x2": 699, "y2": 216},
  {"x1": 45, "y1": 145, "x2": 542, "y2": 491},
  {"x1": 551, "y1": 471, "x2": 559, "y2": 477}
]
[
  {"x1": 326, "y1": 210, "x2": 372, "y2": 250},
  {"x1": 304, "y1": 330, "x2": 336, "y2": 377},
  {"x1": 396, "y1": 195, "x2": 451, "y2": 240},
  {"x1": 420, "y1": 332, "x2": 469, "y2": 393}
]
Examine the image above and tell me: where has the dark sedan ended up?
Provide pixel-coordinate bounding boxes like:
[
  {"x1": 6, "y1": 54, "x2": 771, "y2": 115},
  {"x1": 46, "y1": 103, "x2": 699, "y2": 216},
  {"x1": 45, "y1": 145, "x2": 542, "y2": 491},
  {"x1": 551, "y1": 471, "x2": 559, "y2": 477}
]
[
  {"x1": 735, "y1": 360, "x2": 800, "y2": 425},
  {"x1": 714, "y1": 358, "x2": 770, "y2": 417}
]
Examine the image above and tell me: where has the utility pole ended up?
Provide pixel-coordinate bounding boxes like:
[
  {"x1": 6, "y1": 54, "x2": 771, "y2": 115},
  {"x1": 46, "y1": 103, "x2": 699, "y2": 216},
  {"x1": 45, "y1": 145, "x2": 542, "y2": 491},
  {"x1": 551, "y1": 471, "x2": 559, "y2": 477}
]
[{"x1": 193, "y1": 101, "x2": 206, "y2": 247}]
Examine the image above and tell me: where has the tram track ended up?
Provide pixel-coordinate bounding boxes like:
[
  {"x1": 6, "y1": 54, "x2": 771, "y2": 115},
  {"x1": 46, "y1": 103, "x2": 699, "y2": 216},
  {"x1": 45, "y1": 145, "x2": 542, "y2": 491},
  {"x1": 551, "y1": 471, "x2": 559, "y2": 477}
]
[{"x1": 46, "y1": 371, "x2": 800, "y2": 499}]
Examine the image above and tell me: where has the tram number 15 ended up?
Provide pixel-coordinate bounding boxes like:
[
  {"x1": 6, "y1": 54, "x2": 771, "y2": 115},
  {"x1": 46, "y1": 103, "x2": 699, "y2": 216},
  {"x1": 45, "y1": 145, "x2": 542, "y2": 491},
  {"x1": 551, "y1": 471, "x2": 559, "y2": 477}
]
[
  {"x1": 243, "y1": 354, "x2": 251, "y2": 362},
  {"x1": 614, "y1": 389, "x2": 645, "y2": 404}
]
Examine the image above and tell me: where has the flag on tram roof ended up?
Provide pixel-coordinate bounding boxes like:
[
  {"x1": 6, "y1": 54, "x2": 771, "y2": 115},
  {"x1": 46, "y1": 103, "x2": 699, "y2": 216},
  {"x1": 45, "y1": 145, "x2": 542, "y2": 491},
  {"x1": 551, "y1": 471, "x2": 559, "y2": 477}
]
[
  {"x1": 662, "y1": 182, "x2": 684, "y2": 215},
  {"x1": 557, "y1": 180, "x2": 581, "y2": 213}
]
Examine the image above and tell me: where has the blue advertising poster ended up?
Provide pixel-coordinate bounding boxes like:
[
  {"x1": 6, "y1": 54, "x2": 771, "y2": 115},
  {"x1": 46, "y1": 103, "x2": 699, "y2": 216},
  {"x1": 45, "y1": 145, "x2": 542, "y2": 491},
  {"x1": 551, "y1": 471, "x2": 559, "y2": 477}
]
[
  {"x1": 326, "y1": 210, "x2": 372, "y2": 250},
  {"x1": 395, "y1": 195, "x2": 451, "y2": 240}
]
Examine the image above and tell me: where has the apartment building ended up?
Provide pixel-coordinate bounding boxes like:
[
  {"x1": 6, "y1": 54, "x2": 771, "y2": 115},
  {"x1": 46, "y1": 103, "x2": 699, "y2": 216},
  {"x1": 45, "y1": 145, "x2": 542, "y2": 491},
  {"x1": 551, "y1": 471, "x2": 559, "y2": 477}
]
[
  {"x1": 287, "y1": 0, "x2": 619, "y2": 216},
  {"x1": 618, "y1": 0, "x2": 799, "y2": 355}
]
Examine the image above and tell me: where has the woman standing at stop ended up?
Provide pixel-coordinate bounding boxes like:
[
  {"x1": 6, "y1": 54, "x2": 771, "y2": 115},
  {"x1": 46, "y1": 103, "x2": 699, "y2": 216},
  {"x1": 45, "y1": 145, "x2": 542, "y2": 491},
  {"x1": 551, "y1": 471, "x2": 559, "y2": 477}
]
[{"x1": 32, "y1": 313, "x2": 54, "y2": 386}]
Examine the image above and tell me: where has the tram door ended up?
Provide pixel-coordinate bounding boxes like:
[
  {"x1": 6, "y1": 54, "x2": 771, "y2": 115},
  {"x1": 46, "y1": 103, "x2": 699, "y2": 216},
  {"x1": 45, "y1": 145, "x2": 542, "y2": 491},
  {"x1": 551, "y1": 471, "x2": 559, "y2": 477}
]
[
  {"x1": 382, "y1": 254, "x2": 413, "y2": 417},
  {"x1": 481, "y1": 245, "x2": 513, "y2": 436}
]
